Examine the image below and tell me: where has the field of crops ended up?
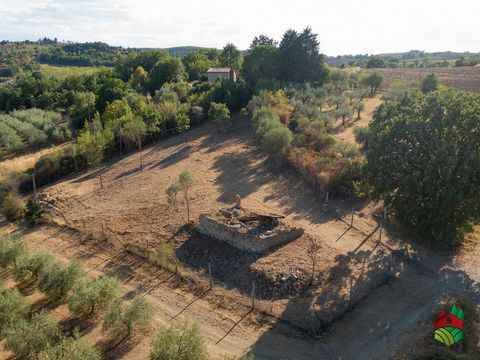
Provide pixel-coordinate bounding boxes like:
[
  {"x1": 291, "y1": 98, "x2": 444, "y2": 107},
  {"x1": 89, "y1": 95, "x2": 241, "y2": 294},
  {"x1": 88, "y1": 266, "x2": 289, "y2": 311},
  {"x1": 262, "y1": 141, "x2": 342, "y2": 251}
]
[
  {"x1": 362, "y1": 66, "x2": 480, "y2": 93},
  {"x1": 0, "y1": 109, "x2": 71, "y2": 156},
  {"x1": 40, "y1": 64, "x2": 101, "y2": 79}
]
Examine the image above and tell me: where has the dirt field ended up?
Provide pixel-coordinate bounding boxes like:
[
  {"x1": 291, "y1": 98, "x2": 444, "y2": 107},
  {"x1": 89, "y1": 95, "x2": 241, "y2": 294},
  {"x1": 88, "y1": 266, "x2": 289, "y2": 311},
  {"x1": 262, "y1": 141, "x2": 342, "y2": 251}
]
[
  {"x1": 0, "y1": 142, "x2": 72, "y2": 180},
  {"x1": 1, "y1": 101, "x2": 479, "y2": 359},
  {"x1": 362, "y1": 66, "x2": 480, "y2": 93}
]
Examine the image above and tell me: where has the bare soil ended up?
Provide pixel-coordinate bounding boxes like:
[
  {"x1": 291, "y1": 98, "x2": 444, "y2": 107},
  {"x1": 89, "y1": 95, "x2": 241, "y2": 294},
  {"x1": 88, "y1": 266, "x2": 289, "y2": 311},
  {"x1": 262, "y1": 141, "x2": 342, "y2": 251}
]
[
  {"x1": 362, "y1": 66, "x2": 480, "y2": 93},
  {"x1": 1, "y1": 98, "x2": 479, "y2": 359}
]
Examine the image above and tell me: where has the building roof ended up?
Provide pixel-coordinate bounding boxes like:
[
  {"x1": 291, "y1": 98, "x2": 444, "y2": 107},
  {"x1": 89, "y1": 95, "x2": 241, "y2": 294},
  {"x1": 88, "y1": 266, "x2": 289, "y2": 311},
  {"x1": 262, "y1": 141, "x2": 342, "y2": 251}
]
[{"x1": 207, "y1": 67, "x2": 231, "y2": 73}]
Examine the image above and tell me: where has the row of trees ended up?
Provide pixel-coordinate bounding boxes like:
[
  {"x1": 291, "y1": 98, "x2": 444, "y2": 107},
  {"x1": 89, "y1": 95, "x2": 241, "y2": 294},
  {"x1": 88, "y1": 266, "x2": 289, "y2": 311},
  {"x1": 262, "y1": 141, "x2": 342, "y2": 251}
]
[{"x1": 0, "y1": 233, "x2": 254, "y2": 359}]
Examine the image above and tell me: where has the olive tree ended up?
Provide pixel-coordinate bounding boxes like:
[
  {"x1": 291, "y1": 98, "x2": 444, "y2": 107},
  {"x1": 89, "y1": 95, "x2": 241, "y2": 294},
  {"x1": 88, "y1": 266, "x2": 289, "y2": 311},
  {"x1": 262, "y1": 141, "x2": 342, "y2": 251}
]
[
  {"x1": 122, "y1": 116, "x2": 147, "y2": 171},
  {"x1": 103, "y1": 297, "x2": 154, "y2": 340},
  {"x1": 365, "y1": 90, "x2": 480, "y2": 245},
  {"x1": 150, "y1": 321, "x2": 208, "y2": 360},
  {"x1": 0, "y1": 288, "x2": 30, "y2": 339},
  {"x1": 166, "y1": 170, "x2": 194, "y2": 222},
  {"x1": 68, "y1": 276, "x2": 121, "y2": 318},
  {"x1": 4, "y1": 310, "x2": 61, "y2": 359},
  {"x1": 421, "y1": 73, "x2": 439, "y2": 93},
  {"x1": 38, "y1": 333, "x2": 101, "y2": 360},
  {"x1": 38, "y1": 260, "x2": 84, "y2": 300}
]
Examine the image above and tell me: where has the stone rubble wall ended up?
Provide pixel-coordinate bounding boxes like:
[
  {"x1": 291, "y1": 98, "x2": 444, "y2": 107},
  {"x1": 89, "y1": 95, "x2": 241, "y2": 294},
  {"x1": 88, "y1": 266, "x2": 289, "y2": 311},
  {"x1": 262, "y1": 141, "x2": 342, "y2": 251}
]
[{"x1": 198, "y1": 214, "x2": 304, "y2": 253}]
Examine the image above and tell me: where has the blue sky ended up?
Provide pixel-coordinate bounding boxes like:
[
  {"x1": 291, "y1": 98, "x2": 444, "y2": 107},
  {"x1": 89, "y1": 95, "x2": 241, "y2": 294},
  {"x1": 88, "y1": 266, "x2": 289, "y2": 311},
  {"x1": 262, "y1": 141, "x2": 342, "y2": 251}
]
[{"x1": 1, "y1": 0, "x2": 479, "y2": 55}]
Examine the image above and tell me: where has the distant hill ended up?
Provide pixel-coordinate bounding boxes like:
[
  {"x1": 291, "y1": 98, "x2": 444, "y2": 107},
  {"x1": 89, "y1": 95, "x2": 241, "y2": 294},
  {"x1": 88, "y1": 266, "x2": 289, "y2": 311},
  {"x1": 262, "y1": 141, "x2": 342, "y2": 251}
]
[
  {"x1": 160, "y1": 46, "x2": 215, "y2": 57},
  {"x1": 326, "y1": 50, "x2": 480, "y2": 68}
]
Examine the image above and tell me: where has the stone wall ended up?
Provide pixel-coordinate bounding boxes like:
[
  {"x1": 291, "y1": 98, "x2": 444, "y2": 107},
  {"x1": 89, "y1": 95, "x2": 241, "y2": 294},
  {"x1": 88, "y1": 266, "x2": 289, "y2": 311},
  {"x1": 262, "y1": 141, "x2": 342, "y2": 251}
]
[{"x1": 198, "y1": 214, "x2": 304, "y2": 253}]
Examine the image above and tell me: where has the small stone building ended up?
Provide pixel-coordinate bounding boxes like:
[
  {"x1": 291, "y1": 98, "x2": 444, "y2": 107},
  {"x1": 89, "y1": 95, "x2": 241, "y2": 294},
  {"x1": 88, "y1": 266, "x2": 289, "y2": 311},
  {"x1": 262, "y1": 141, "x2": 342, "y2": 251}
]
[
  {"x1": 198, "y1": 208, "x2": 303, "y2": 253},
  {"x1": 207, "y1": 67, "x2": 237, "y2": 84}
]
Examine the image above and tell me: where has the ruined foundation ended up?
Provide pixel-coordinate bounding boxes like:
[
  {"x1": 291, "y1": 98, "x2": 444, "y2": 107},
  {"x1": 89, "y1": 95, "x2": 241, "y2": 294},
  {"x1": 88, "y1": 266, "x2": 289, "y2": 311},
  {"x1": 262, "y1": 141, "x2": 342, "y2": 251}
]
[{"x1": 198, "y1": 208, "x2": 304, "y2": 253}]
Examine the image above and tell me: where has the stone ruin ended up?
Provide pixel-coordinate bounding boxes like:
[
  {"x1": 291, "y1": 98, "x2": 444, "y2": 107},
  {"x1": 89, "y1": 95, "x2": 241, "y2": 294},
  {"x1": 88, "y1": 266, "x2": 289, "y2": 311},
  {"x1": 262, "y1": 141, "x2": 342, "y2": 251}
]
[{"x1": 198, "y1": 207, "x2": 304, "y2": 253}]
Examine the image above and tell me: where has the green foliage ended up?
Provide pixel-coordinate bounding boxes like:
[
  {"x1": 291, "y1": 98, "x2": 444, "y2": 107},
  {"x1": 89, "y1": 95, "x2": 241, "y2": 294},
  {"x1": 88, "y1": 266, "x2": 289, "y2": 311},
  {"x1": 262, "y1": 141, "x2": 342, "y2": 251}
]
[
  {"x1": 277, "y1": 28, "x2": 329, "y2": 84},
  {"x1": 30, "y1": 251, "x2": 57, "y2": 283},
  {"x1": 261, "y1": 125, "x2": 293, "y2": 157},
  {"x1": 208, "y1": 102, "x2": 230, "y2": 123},
  {"x1": 365, "y1": 90, "x2": 480, "y2": 245},
  {"x1": 0, "y1": 288, "x2": 30, "y2": 339},
  {"x1": 2, "y1": 192, "x2": 25, "y2": 221},
  {"x1": 25, "y1": 197, "x2": 43, "y2": 226},
  {"x1": 38, "y1": 333, "x2": 101, "y2": 360},
  {"x1": 150, "y1": 321, "x2": 208, "y2": 360},
  {"x1": 4, "y1": 310, "x2": 61, "y2": 359},
  {"x1": 421, "y1": 73, "x2": 439, "y2": 93},
  {"x1": 103, "y1": 297, "x2": 154, "y2": 339},
  {"x1": 353, "y1": 126, "x2": 371, "y2": 147},
  {"x1": 76, "y1": 116, "x2": 114, "y2": 167},
  {"x1": 242, "y1": 45, "x2": 277, "y2": 87},
  {"x1": 361, "y1": 72, "x2": 384, "y2": 93},
  {"x1": 366, "y1": 56, "x2": 386, "y2": 68},
  {"x1": 219, "y1": 43, "x2": 243, "y2": 70},
  {"x1": 68, "y1": 276, "x2": 121, "y2": 318},
  {"x1": 149, "y1": 57, "x2": 186, "y2": 93},
  {"x1": 38, "y1": 260, "x2": 84, "y2": 300},
  {"x1": 0, "y1": 234, "x2": 26, "y2": 269}
]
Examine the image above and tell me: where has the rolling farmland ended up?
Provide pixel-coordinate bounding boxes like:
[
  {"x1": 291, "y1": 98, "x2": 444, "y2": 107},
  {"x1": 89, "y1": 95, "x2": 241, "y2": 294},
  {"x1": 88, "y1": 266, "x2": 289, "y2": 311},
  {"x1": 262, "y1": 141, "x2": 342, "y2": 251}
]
[{"x1": 362, "y1": 66, "x2": 480, "y2": 93}]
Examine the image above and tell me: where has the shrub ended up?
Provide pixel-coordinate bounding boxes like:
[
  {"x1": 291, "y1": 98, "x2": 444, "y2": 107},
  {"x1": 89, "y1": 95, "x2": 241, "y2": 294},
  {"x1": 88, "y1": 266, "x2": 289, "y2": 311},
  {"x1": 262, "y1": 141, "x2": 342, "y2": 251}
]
[
  {"x1": 150, "y1": 321, "x2": 208, "y2": 360},
  {"x1": 0, "y1": 234, "x2": 26, "y2": 269},
  {"x1": 2, "y1": 192, "x2": 25, "y2": 221},
  {"x1": 38, "y1": 333, "x2": 101, "y2": 360},
  {"x1": 4, "y1": 310, "x2": 61, "y2": 359},
  {"x1": 30, "y1": 251, "x2": 57, "y2": 283},
  {"x1": 25, "y1": 198, "x2": 43, "y2": 226},
  {"x1": 38, "y1": 260, "x2": 84, "y2": 300},
  {"x1": 103, "y1": 297, "x2": 154, "y2": 340},
  {"x1": 353, "y1": 126, "x2": 371, "y2": 147},
  {"x1": 260, "y1": 125, "x2": 292, "y2": 157},
  {"x1": 68, "y1": 276, "x2": 121, "y2": 318},
  {"x1": 0, "y1": 288, "x2": 30, "y2": 339},
  {"x1": 12, "y1": 246, "x2": 32, "y2": 283}
]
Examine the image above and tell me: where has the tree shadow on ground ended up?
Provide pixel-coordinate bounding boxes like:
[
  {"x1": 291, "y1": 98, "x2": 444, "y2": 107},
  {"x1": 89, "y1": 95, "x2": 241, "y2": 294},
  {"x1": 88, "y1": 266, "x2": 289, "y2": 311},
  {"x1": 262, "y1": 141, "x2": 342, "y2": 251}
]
[{"x1": 246, "y1": 240, "x2": 480, "y2": 360}]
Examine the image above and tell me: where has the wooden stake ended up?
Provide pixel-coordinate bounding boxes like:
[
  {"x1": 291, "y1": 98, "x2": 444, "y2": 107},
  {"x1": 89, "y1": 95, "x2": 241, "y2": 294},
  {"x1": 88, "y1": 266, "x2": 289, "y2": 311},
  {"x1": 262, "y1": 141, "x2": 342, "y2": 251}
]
[
  {"x1": 32, "y1": 172, "x2": 37, "y2": 198},
  {"x1": 325, "y1": 192, "x2": 329, "y2": 203},
  {"x1": 101, "y1": 222, "x2": 105, "y2": 237},
  {"x1": 251, "y1": 281, "x2": 255, "y2": 309},
  {"x1": 208, "y1": 262, "x2": 213, "y2": 289},
  {"x1": 350, "y1": 206, "x2": 355, "y2": 228},
  {"x1": 82, "y1": 219, "x2": 86, "y2": 233},
  {"x1": 378, "y1": 221, "x2": 383, "y2": 242},
  {"x1": 100, "y1": 174, "x2": 103, "y2": 189}
]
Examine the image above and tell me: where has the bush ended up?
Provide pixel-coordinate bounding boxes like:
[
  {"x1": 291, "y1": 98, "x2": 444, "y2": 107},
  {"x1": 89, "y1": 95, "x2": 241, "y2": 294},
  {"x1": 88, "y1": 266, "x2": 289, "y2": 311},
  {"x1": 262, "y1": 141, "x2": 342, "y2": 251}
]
[
  {"x1": 150, "y1": 321, "x2": 208, "y2": 360},
  {"x1": 30, "y1": 251, "x2": 56, "y2": 283},
  {"x1": 12, "y1": 246, "x2": 32, "y2": 283},
  {"x1": 260, "y1": 126, "x2": 292, "y2": 157},
  {"x1": 68, "y1": 276, "x2": 121, "y2": 318},
  {"x1": 4, "y1": 310, "x2": 61, "y2": 359},
  {"x1": 103, "y1": 297, "x2": 154, "y2": 339},
  {"x1": 38, "y1": 260, "x2": 84, "y2": 300},
  {"x1": 25, "y1": 198, "x2": 43, "y2": 226},
  {"x1": 0, "y1": 288, "x2": 30, "y2": 339},
  {"x1": 2, "y1": 192, "x2": 25, "y2": 221},
  {"x1": 38, "y1": 333, "x2": 101, "y2": 360},
  {"x1": 0, "y1": 234, "x2": 26, "y2": 269},
  {"x1": 353, "y1": 126, "x2": 371, "y2": 147}
]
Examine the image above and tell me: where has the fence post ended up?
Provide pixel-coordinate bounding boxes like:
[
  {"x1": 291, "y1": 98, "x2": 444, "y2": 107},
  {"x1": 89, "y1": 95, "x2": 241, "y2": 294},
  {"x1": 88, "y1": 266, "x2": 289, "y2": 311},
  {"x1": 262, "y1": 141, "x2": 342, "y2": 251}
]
[
  {"x1": 251, "y1": 281, "x2": 255, "y2": 309},
  {"x1": 208, "y1": 262, "x2": 213, "y2": 290},
  {"x1": 32, "y1": 172, "x2": 37, "y2": 199},
  {"x1": 350, "y1": 206, "x2": 355, "y2": 228},
  {"x1": 101, "y1": 222, "x2": 105, "y2": 238},
  {"x1": 100, "y1": 174, "x2": 103, "y2": 189}
]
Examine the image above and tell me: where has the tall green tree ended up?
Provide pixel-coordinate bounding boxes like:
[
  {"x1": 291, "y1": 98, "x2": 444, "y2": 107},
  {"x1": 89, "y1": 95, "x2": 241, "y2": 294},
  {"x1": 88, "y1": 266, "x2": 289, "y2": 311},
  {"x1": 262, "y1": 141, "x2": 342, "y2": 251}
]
[
  {"x1": 122, "y1": 117, "x2": 147, "y2": 171},
  {"x1": 242, "y1": 45, "x2": 277, "y2": 86},
  {"x1": 277, "y1": 28, "x2": 329, "y2": 84},
  {"x1": 365, "y1": 90, "x2": 480, "y2": 245},
  {"x1": 149, "y1": 57, "x2": 186, "y2": 94},
  {"x1": 219, "y1": 43, "x2": 243, "y2": 70}
]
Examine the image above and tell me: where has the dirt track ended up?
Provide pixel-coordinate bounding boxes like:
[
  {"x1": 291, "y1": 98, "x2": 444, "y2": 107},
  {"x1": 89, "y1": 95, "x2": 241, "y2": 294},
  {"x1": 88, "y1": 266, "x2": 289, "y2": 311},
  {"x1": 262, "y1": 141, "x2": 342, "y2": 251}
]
[{"x1": 3, "y1": 114, "x2": 480, "y2": 359}]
